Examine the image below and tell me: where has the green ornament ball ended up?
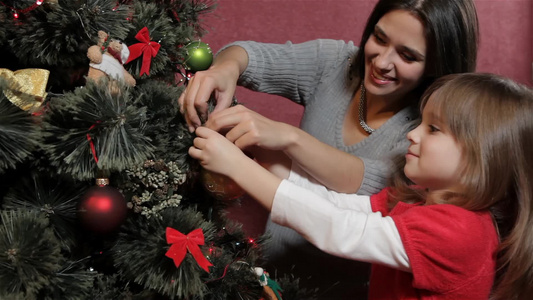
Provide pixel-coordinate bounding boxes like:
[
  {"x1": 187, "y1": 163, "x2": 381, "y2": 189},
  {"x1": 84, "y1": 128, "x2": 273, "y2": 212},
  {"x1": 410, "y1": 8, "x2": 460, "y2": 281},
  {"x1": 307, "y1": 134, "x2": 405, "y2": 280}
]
[{"x1": 184, "y1": 41, "x2": 213, "y2": 72}]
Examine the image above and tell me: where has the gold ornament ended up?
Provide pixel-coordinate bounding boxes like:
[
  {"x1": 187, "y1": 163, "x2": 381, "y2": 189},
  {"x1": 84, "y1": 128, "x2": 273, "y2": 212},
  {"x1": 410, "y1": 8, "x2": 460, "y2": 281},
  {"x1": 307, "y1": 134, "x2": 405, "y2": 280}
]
[
  {"x1": 0, "y1": 68, "x2": 49, "y2": 111},
  {"x1": 201, "y1": 169, "x2": 245, "y2": 201}
]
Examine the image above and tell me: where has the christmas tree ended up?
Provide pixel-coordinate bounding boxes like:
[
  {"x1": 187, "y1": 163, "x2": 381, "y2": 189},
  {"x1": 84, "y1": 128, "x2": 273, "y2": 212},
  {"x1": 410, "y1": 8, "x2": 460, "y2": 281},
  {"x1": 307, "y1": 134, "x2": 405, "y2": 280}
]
[{"x1": 0, "y1": 1, "x2": 313, "y2": 299}]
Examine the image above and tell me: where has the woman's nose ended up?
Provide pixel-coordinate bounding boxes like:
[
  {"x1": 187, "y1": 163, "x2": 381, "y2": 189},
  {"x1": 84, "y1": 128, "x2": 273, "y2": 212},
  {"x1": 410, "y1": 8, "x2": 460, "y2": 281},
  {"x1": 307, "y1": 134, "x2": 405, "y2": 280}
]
[{"x1": 374, "y1": 47, "x2": 394, "y2": 71}]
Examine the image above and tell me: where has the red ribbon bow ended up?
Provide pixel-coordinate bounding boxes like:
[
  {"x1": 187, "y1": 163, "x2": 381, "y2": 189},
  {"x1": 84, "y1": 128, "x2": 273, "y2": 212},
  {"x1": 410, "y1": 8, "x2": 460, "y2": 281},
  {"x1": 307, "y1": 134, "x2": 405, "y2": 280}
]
[
  {"x1": 126, "y1": 27, "x2": 160, "y2": 76},
  {"x1": 165, "y1": 227, "x2": 213, "y2": 272}
]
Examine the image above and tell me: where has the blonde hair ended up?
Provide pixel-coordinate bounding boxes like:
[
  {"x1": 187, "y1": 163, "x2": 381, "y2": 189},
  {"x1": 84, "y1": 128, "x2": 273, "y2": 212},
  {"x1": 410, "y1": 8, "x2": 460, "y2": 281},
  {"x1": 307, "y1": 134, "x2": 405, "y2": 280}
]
[{"x1": 392, "y1": 73, "x2": 533, "y2": 299}]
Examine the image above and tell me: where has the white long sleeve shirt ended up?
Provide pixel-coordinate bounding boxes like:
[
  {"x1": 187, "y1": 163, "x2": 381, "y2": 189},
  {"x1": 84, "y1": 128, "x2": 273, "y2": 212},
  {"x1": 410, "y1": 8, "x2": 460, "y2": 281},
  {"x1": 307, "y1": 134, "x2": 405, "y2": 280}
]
[{"x1": 270, "y1": 163, "x2": 411, "y2": 271}]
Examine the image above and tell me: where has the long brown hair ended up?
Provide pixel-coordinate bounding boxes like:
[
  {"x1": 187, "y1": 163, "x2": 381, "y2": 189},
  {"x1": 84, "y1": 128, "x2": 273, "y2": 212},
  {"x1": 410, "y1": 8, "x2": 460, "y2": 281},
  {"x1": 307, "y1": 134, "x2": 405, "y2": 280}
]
[
  {"x1": 350, "y1": 0, "x2": 479, "y2": 99},
  {"x1": 394, "y1": 73, "x2": 533, "y2": 299}
]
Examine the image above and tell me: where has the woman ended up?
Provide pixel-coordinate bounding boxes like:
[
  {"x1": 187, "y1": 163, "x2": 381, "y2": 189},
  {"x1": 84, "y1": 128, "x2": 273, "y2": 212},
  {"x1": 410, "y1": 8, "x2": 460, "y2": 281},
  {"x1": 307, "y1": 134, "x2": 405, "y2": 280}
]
[{"x1": 180, "y1": 0, "x2": 479, "y2": 297}]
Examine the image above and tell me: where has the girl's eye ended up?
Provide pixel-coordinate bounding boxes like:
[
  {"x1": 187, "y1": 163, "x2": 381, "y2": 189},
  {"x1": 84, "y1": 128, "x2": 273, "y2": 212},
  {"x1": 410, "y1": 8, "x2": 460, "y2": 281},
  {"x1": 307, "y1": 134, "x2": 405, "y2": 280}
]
[{"x1": 429, "y1": 125, "x2": 440, "y2": 133}]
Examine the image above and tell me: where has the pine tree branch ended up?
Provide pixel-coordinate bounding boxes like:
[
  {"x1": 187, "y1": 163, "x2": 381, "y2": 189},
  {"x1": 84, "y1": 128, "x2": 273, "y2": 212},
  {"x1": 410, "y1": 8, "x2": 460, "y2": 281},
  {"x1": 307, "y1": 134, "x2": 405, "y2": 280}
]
[
  {"x1": 0, "y1": 210, "x2": 62, "y2": 298},
  {"x1": 3, "y1": 172, "x2": 86, "y2": 251},
  {"x1": 0, "y1": 80, "x2": 40, "y2": 174},
  {"x1": 43, "y1": 79, "x2": 154, "y2": 180},
  {"x1": 113, "y1": 206, "x2": 217, "y2": 298}
]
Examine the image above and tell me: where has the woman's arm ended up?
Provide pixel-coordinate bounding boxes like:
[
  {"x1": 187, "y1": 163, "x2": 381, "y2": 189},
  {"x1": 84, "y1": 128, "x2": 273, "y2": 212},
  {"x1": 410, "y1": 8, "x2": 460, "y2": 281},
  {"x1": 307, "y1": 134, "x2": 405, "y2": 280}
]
[
  {"x1": 287, "y1": 162, "x2": 372, "y2": 211},
  {"x1": 180, "y1": 39, "x2": 350, "y2": 131},
  {"x1": 282, "y1": 126, "x2": 366, "y2": 193},
  {"x1": 230, "y1": 39, "x2": 350, "y2": 103},
  {"x1": 179, "y1": 45, "x2": 249, "y2": 131},
  {"x1": 206, "y1": 105, "x2": 366, "y2": 193}
]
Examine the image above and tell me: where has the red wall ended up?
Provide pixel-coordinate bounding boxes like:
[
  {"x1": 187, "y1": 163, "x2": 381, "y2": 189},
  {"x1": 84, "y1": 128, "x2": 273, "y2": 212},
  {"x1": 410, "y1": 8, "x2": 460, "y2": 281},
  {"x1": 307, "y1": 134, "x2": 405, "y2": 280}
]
[{"x1": 202, "y1": 0, "x2": 531, "y2": 85}]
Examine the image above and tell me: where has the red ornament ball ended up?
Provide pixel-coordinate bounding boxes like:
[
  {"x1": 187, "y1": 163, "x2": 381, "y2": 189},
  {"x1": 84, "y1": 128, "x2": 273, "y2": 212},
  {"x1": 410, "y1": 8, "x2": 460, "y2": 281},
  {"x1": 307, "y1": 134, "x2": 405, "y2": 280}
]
[{"x1": 78, "y1": 185, "x2": 128, "y2": 234}]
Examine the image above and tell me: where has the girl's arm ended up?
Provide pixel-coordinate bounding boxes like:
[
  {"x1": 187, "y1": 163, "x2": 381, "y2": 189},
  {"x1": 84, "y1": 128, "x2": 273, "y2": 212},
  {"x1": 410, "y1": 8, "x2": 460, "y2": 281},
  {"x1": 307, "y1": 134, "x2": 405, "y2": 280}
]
[
  {"x1": 189, "y1": 126, "x2": 280, "y2": 210},
  {"x1": 189, "y1": 127, "x2": 410, "y2": 270},
  {"x1": 272, "y1": 179, "x2": 410, "y2": 271}
]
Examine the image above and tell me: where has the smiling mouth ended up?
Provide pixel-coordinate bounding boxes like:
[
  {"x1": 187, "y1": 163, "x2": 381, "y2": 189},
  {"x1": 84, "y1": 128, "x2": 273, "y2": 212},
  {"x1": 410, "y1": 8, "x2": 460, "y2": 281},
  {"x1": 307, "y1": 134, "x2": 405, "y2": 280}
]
[{"x1": 372, "y1": 69, "x2": 396, "y2": 81}]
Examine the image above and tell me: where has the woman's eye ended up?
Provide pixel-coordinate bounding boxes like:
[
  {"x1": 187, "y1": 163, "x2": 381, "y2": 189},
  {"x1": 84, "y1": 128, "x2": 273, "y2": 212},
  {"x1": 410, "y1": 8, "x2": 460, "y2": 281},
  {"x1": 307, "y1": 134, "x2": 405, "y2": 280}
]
[
  {"x1": 372, "y1": 32, "x2": 386, "y2": 44},
  {"x1": 401, "y1": 52, "x2": 417, "y2": 62}
]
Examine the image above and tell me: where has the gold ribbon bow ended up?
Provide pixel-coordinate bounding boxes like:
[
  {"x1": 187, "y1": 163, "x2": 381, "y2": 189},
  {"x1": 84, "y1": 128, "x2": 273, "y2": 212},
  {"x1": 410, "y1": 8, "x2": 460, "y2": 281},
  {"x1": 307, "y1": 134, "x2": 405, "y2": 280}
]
[{"x1": 0, "y1": 68, "x2": 50, "y2": 111}]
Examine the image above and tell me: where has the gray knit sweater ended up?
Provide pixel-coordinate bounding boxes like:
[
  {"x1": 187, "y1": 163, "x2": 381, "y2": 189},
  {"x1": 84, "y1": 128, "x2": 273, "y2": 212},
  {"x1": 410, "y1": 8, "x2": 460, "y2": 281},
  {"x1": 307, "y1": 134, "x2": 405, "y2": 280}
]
[
  {"x1": 230, "y1": 39, "x2": 418, "y2": 195},
  {"x1": 225, "y1": 39, "x2": 419, "y2": 297}
]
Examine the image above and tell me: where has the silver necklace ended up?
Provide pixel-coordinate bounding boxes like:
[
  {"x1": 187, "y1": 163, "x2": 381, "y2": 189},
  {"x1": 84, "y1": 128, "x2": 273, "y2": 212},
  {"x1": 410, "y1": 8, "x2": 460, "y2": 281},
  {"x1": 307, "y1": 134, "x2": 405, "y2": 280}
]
[{"x1": 358, "y1": 85, "x2": 375, "y2": 134}]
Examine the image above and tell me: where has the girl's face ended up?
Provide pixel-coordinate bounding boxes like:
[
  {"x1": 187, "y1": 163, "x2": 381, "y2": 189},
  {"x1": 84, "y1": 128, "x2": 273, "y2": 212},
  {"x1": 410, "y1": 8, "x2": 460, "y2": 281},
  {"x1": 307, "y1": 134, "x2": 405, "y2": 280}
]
[
  {"x1": 404, "y1": 98, "x2": 463, "y2": 193},
  {"x1": 364, "y1": 9, "x2": 427, "y2": 102}
]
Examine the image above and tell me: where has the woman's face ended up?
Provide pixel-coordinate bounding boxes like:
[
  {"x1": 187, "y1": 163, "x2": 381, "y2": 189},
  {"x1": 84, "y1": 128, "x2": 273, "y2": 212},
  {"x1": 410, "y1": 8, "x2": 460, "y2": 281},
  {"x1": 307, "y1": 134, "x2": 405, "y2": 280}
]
[{"x1": 364, "y1": 9, "x2": 427, "y2": 102}]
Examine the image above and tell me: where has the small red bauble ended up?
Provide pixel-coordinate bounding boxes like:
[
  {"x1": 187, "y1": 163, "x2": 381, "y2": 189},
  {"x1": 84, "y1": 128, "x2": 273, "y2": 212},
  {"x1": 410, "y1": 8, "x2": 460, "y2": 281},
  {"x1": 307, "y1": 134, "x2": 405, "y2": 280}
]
[{"x1": 78, "y1": 183, "x2": 127, "y2": 234}]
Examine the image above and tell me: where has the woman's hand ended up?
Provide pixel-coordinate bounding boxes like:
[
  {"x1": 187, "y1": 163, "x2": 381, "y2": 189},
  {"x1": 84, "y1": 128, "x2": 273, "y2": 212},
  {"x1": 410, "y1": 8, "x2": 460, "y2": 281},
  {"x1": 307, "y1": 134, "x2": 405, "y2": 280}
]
[
  {"x1": 205, "y1": 105, "x2": 297, "y2": 151},
  {"x1": 178, "y1": 66, "x2": 237, "y2": 132},
  {"x1": 178, "y1": 46, "x2": 248, "y2": 132}
]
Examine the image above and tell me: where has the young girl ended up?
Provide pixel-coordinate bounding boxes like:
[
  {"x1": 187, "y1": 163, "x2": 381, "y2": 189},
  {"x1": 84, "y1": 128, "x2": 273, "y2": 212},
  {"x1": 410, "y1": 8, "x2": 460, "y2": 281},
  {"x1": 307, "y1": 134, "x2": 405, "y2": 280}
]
[{"x1": 189, "y1": 73, "x2": 533, "y2": 299}]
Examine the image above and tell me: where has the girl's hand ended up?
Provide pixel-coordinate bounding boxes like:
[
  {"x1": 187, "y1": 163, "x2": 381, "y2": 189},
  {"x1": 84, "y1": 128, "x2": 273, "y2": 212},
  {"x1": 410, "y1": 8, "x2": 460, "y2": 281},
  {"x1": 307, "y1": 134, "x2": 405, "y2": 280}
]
[
  {"x1": 188, "y1": 126, "x2": 249, "y2": 177},
  {"x1": 205, "y1": 105, "x2": 297, "y2": 151}
]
